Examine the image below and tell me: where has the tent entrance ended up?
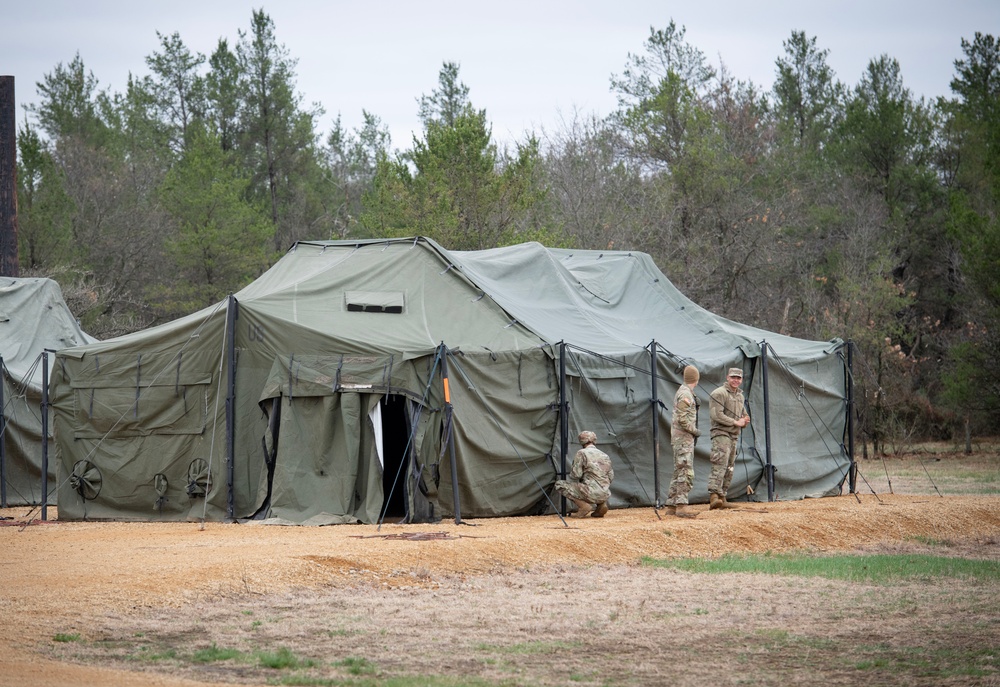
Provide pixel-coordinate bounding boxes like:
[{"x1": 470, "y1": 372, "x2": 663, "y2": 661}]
[{"x1": 378, "y1": 394, "x2": 411, "y2": 521}]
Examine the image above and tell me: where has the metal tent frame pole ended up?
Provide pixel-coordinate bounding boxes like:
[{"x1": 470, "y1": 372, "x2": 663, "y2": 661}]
[
  {"x1": 440, "y1": 344, "x2": 463, "y2": 525},
  {"x1": 649, "y1": 340, "x2": 661, "y2": 507},
  {"x1": 761, "y1": 342, "x2": 775, "y2": 502},
  {"x1": 225, "y1": 294, "x2": 238, "y2": 521},
  {"x1": 847, "y1": 340, "x2": 857, "y2": 493},
  {"x1": 0, "y1": 356, "x2": 6, "y2": 508},
  {"x1": 41, "y1": 351, "x2": 49, "y2": 520},
  {"x1": 558, "y1": 341, "x2": 569, "y2": 517}
]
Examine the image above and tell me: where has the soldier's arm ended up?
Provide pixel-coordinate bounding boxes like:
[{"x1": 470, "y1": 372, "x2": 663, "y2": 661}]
[
  {"x1": 709, "y1": 391, "x2": 735, "y2": 427},
  {"x1": 677, "y1": 398, "x2": 700, "y2": 435}
]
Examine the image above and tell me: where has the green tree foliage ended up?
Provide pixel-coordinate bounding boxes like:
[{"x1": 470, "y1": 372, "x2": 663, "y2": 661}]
[
  {"x1": 235, "y1": 9, "x2": 325, "y2": 251},
  {"x1": 611, "y1": 22, "x2": 715, "y2": 176},
  {"x1": 31, "y1": 53, "x2": 110, "y2": 145},
  {"x1": 156, "y1": 126, "x2": 272, "y2": 316},
  {"x1": 939, "y1": 32, "x2": 1000, "y2": 434},
  {"x1": 417, "y1": 61, "x2": 470, "y2": 128},
  {"x1": 145, "y1": 31, "x2": 208, "y2": 153},
  {"x1": 15, "y1": 122, "x2": 73, "y2": 269},
  {"x1": 324, "y1": 111, "x2": 390, "y2": 239},
  {"x1": 773, "y1": 31, "x2": 843, "y2": 152},
  {"x1": 362, "y1": 63, "x2": 543, "y2": 249},
  {"x1": 206, "y1": 39, "x2": 242, "y2": 153},
  {"x1": 946, "y1": 32, "x2": 1000, "y2": 308},
  {"x1": 609, "y1": 23, "x2": 790, "y2": 326},
  {"x1": 836, "y1": 56, "x2": 938, "y2": 215},
  {"x1": 609, "y1": 21, "x2": 720, "y2": 273}
]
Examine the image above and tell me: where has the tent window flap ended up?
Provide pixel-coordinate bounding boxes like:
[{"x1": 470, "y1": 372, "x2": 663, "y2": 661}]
[{"x1": 346, "y1": 291, "x2": 404, "y2": 313}]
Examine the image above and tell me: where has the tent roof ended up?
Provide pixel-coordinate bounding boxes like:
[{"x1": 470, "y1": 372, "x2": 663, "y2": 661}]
[
  {"x1": 60, "y1": 237, "x2": 841, "y2": 365},
  {"x1": 0, "y1": 278, "x2": 96, "y2": 384}
]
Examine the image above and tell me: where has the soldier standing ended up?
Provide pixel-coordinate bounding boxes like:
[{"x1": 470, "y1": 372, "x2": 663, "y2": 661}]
[
  {"x1": 665, "y1": 365, "x2": 701, "y2": 518},
  {"x1": 708, "y1": 367, "x2": 749, "y2": 509},
  {"x1": 554, "y1": 431, "x2": 614, "y2": 518}
]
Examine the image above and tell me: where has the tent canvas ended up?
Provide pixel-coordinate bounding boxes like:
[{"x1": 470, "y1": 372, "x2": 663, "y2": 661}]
[
  {"x1": 1, "y1": 277, "x2": 96, "y2": 506},
  {"x1": 51, "y1": 237, "x2": 852, "y2": 523}
]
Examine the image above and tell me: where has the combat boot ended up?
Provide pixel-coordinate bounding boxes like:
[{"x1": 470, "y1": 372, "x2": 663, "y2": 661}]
[
  {"x1": 662, "y1": 504, "x2": 676, "y2": 515},
  {"x1": 572, "y1": 499, "x2": 592, "y2": 518},
  {"x1": 674, "y1": 504, "x2": 697, "y2": 519},
  {"x1": 709, "y1": 493, "x2": 723, "y2": 510},
  {"x1": 592, "y1": 502, "x2": 609, "y2": 518},
  {"x1": 720, "y1": 495, "x2": 740, "y2": 509}
]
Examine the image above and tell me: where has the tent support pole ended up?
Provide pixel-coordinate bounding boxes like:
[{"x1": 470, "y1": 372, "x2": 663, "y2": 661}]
[
  {"x1": 761, "y1": 342, "x2": 775, "y2": 502},
  {"x1": 440, "y1": 344, "x2": 463, "y2": 524},
  {"x1": 0, "y1": 356, "x2": 6, "y2": 508},
  {"x1": 225, "y1": 294, "x2": 238, "y2": 521},
  {"x1": 847, "y1": 340, "x2": 857, "y2": 493},
  {"x1": 558, "y1": 342, "x2": 568, "y2": 517},
  {"x1": 649, "y1": 340, "x2": 661, "y2": 507},
  {"x1": 41, "y1": 351, "x2": 49, "y2": 520}
]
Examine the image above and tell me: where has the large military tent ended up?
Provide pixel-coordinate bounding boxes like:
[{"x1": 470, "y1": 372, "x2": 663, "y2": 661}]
[
  {"x1": 1, "y1": 277, "x2": 96, "y2": 506},
  {"x1": 50, "y1": 237, "x2": 853, "y2": 524}
]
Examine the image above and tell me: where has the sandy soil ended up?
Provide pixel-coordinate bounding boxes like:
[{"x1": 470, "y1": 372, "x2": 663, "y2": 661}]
[{"x1": 2, "y1": 491, "x2": 1000, "y2": 687}]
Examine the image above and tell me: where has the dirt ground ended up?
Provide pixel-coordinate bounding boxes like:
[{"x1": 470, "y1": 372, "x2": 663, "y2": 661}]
[{"x1": 2, "y1": 454, "x2": 1000, "y2": 687}]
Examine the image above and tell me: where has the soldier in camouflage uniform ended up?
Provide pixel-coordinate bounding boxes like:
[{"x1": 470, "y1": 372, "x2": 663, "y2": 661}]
[
  {"x1": 554, "y1": 431, "x2": 614, "y2": 518},
  {"x1": 708, "y1": 367, "x2": 750, "y2": 509},
  {"x1": 665, "y1": 365, "x2": 701, "y2": 518}
]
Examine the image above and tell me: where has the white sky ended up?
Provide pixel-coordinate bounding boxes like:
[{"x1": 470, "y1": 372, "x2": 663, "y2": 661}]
[{"x1": 3, "y1": 1, "x2": 998, "y2": 151}]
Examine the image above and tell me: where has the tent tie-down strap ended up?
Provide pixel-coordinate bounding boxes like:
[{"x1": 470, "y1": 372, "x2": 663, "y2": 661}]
[
  {"x1": 134, "y1": 354, "x2": 141, "y2": 419},
  {"x1": 174, "y1": 352, "x2": 183, "y2": 396}
]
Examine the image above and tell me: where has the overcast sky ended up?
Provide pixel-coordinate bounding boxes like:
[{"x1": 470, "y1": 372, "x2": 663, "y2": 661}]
[{"x1": 4, "y1": 1, "x2": 998, "y2": 150}]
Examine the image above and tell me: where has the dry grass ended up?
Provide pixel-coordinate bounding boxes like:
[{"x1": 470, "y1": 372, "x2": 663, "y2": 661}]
[{"x1": 2, "y1": 444, "x2": 999, "y2": 687}]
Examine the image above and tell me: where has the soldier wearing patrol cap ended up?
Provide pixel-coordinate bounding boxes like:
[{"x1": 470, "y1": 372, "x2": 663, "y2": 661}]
[
  {"x1": 554, "y1": 431, "x2": 614, "y2": 518},
  {"x1": 707, "y1": 367, "x2": 750, "y2": 509}
]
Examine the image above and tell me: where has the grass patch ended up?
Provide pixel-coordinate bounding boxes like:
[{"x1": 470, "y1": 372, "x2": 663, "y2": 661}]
[
  {"x1": 52, "y1": 633, "x2": 81, "y2": 643},
  {"x1": 274, "y1": 677, "x2": 498, "y2": 687},
  {"x1": 255, "y1": 646, "x2": 316, "y2": 669},
  {"x1": 132, "y1": 646, "x2": 178, "y2": 662},
  {"x1": 191, "y1": 642, "x2": 242, "y2": 663},
  {"x1": 642, "y1": 551, "x2": 1000, "y2": 583},
  {"x1": 853, "y1": 643, "x2": 999, "y2": 679},
  {"x1": 335, "y1": 656, "x2": 376, "y2": 675}
]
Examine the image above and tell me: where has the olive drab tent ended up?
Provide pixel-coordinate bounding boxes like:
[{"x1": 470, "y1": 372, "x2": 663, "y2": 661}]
[
  {"x1": 1, "y1": 278, "x2": 96, "y2": 507},
  {"x1": 50, "y1": 238, "x2": 853, "y2": 524}
]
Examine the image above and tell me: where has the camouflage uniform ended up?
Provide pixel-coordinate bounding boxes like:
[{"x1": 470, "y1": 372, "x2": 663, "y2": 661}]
[
  {"x1": 554, "y1": 445, "x2": 614, "y2": 506},
  {"x1": 667, "y1": 384, "x2": 699, "y2": 506},
  {"x1": 708, "y1": 374, "x2": 748, "y2": 496}
]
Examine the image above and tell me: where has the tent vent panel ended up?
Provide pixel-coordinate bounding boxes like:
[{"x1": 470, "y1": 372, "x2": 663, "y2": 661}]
[
  {"x1": 70, "y1": 460, "x2": 102, "y2": 500},
  {"x1": 345, "y1": 291, "x2": 404, "y2": 313}
]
